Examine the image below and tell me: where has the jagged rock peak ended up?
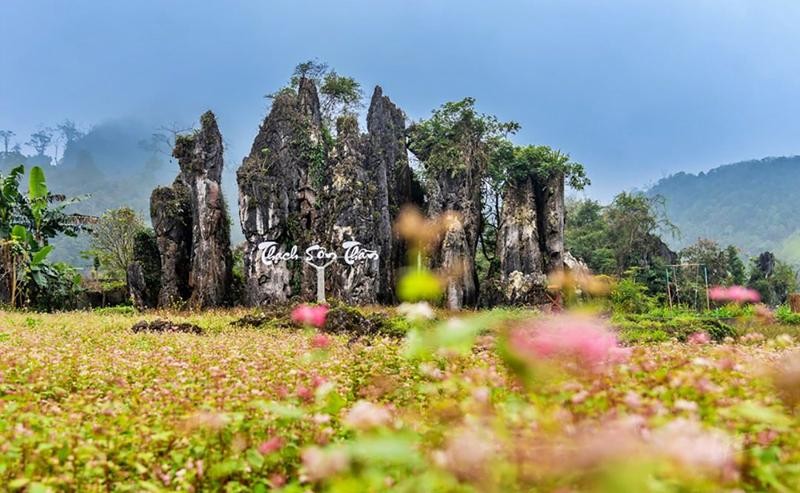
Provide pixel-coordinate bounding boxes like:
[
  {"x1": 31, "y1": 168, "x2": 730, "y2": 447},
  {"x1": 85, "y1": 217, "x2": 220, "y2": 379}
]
[
  {"x1": 149, "y1": 110, "x2": 232, "y2": 309},
  {"x1": 173, "y1": 110, "x2": 224, "y2": 181},
  {"x1": 367, "y1": 85, "x2": 405, "y2": 134}
]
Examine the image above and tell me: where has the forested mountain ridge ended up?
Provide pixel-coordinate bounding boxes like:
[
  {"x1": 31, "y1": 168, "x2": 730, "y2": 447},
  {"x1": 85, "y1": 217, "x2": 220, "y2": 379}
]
[{"x1": 647, "y1": 156, "x2": 800, "y2": 264}]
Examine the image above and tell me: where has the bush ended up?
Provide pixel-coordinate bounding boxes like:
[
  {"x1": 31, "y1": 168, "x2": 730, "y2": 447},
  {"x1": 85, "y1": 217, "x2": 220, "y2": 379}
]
[
  {"x1": 613, "y1": 312, "x2": 736, "y2": 343},
  {"x1": 610, "y1": 277, "x2": 655, "y2": 314},
  {"x1": 29, "y1": 262, "x2": 83, "y2": 312},
  {"x1": 776, "y1": 305, "x2": 800, "y2": 325}
]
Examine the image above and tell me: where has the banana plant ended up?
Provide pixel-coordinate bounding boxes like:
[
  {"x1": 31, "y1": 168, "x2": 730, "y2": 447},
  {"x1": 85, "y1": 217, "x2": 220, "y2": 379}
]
[
  {"x1": 0, "y1": 165, "x2": 24, "y2": 239},
  {"x1": 27, "y1": 165, "x2": 49, "y2": 243}
]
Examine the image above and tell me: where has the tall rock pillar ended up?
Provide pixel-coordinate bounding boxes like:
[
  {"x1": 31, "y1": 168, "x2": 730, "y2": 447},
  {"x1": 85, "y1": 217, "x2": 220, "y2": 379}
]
[
  {"x1": 237, "y1": 78, "x2": 325, "y2": 306},
  {"x1": 150, "y1": 110, "x2": 232, "y2": 308}
]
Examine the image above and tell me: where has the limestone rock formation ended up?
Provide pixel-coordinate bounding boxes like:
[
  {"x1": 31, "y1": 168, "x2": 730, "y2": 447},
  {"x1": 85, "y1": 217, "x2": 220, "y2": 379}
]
[
  {"x1": 424, "y1": 165, "x2": 483, "y2": 310},
  {"x1": 126, "y1": 262, "x2": 147, "y2": 310},
  {"x1": 150, "y1": 183, "x2": 191, "y2": 306},
  {"x1": 324, "y1": 115, "x2": 380, "y2": 304},
  {"x1": 494, "y1": 170, "x2": 566, "y2": 305},
  {"x1": 365, "y1": 86, "x2": 424, "y2": 302},
  {"x1": 150, "y1": 111, "x2": 232, "y2": 308},
  {"x1": 536, "y1": 171, "x2": 566, "y2": 274},
  {"x1": 237, "y1": 78, "x2": 325, "y2": 306},
  {"x1": 495, "y1": 174, "x2": 547, "y2": 304},
  {"x1": 173, "y1": 111, "x2": 232, "y2": 308}
]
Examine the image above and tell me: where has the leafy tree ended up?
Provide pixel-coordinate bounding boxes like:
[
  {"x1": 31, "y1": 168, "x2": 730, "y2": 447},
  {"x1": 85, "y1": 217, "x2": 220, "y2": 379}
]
[
  {"x1": 565, "y1": 193, "x2": 678, "y2": 297},
  {"x1": 56, "y1": 120, "x2": 84, "y2": 145},
  {"x1": 284, "y1": 60, "x2": 363, "y2": 128},
  {"x1": 604, "y1": 192, "x2": 677, "y2": 276},
  {"x1": 747, "y1": 251, "x2": 797, "y2": 306},
  {"x1": 319, "y1": 70, "x2": 363, "y2": 123},
  {"x1": 0, "y1": 165, "x2": 89, "y2": 308},
  {"x1": 0, "y1": 130, "x2": 14, "y2": 156},
  {"x1": 564, "y1": 198, "x2": 616, "y2": 274},
  {"x1": 408, "y1": 97, "x2": 519, "y2": 177},
  {"x1": 488, "y1": 142, "x2": 589, "y2": 192},
  {"x1": 290, "y1": 59, "x2": 329, "y2": 86},
  {"x1": 725, "y1": 245, "x2": 747, "y2": 285},
  {"x1": 680, "y1": 238, "x2": 746, "y2": 286},
  {"x1": 26, "y1": 129, "x2": 53, "y2": 156},
  {"x1": 86, "y1": 207, "x2": 146, "y2": 279}
]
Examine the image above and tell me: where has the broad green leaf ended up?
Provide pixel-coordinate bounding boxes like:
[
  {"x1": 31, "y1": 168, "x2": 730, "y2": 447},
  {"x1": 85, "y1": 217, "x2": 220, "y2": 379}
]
[
  {"x1": 31, "y1": 245, "x2": 54, "y2": 265},
  {"x1": 10, "y1": 225, "x2": 27, "y2": 242},
  {"x1": 28, "y1": 166, "x2": 48, "y2": 201}
]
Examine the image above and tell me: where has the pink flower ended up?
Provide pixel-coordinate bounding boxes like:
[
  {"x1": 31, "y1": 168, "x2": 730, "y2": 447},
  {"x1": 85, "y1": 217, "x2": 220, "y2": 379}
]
[
  {"x1": 310, "y1": 373, "x2": 327, "y2": 388},
  {"x1": 688, "y1": 331, "x2": 711, "y2": 345},
  {"x1": 258, "y1": 436, "x2": 284, "y2": 455},
  {"x1": 343, "y1": 400, "x2": 392, "y2": 430},
  {"x1": 708, "y1": 285, "x2": 760, "y2": 304},
  {"x1": 310, "y1": 332, "x2": 332, "y2": 349},
  {"x1": 651, "y1": 419, "x2": 737, "y2": 477},
  {"x1": 296, "y1": 385, "x2": 313, "y2": 402},
  {"x1": 437, "y1": 428, "x2": 496, "y2": 482},
  {"x1": 291, "y1": 304, "x2": 329, "y2": 328},
  {"x1": 269, "y1": 474, "x2": 286, "y2": 487},
  {"x1": 509, "y1": 315, "x2": 629, "y2": 372},
  {"x1": 302, "y1": 446, "x2": 350, "y2": 481}
]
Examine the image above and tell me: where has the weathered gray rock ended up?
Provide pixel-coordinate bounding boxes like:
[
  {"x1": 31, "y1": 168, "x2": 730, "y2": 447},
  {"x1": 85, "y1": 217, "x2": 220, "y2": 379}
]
[
  {"x1": 423, "y1": 166, "x2": 483, "y2": 310},
  {"x1": 536, "y1": 171, "x2": 565, "y2": 274},
  {"x1": 237, "y1": 78, "x2": 325, "y2": 305},
  {"x1": 173, "y1": 111, "x2": 232, "y2": 308},
  {"x1": 150, "y1": 110, "x2": 232, "y2": 308},
  {"x1": 126, "y1": 261, "x2": 147, "y2": 310},
  {"x1": 496, "y1": 174, "x2": 547, "y2": 304},
  {"x1": 150, "y1": 182, "x2": 191, "y2": 306},
  {"x1": 365, "y1": 86, "x2": 424, "y2": 302},
  {"x1": 324, "y1": 115, "x2": 380, "y2": 303}
]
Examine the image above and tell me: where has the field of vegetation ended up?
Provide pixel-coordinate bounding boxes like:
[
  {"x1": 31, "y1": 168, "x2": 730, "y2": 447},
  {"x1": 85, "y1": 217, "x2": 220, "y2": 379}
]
[{"x1": 3, "y1": 303, "x2": 800, "y2": 492}]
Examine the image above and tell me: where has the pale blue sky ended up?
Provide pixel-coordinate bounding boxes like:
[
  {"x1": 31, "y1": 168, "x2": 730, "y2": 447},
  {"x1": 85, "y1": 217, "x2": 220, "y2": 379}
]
[{"x1": 2, "y1": 0, "x2": 800, "y2": 200}]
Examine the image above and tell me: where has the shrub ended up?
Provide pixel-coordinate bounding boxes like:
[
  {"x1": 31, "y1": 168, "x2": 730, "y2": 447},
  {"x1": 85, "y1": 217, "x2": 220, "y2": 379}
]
[
  {"x1": 776, "y1": 305, "x2": 800, "y2": 325},
  {"x1": 613, "y1": 312, "x2": 736, "y2": 343},
  {"x1": 610, "y1": 277, "x2": 655, "y2": 314}
]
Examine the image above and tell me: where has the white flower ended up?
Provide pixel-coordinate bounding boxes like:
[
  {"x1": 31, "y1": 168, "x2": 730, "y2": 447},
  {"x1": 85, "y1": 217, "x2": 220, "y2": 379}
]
[{"x1": 397, "y1": 302, "x2": 435, "y2": 321}]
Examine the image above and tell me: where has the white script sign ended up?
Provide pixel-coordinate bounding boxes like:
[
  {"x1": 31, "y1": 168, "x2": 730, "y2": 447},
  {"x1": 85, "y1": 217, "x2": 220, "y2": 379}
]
[{"x1": 256, "y1": 240, "x2": 379, "y2": 302}]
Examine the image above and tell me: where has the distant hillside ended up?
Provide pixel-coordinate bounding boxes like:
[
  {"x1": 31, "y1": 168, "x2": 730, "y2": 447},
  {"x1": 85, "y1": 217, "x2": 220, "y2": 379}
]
[{"x1": 647, "y1": 156, "x2": 800, "y2": 264}]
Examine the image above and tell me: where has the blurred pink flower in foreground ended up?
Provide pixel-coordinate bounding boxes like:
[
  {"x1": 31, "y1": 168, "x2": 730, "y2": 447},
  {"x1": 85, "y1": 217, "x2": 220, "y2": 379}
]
[
  {"x1": 310, "y1": 332, "x2": 332, "y2": 349},
  {"x1": 708, "y1": 285, "x2": 760, "y2": 304},
  {"x1": 509, "y1": 315, "x2": 630, "y2": 372},
  {"x1": 258, "y1": 436, "x2": 284, "y2": 455},
  {"x1": 343, "y1": 400, "x2": 392, "y2": 430},
  {"x1": 292, "y1": 304, "x2": 329, "y2": 328},
  {"x1": 436, "y1": 427, "x2": 496, "y2": 482},
  {"x1": 651, "y1": 419, "x2": 738, "y2": 479},
  {"x1": 302, "y1": 446, "x2": 349, "y2": 481},
  {"x1": 688, "y1": 331, "x2": 711, "y2": 345}
]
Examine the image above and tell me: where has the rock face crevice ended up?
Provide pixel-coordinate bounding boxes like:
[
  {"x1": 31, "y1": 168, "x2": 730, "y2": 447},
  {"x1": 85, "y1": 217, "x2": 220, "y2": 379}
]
[{"x1": 150, "y1": 110, "x2": 232, "y2": 308}]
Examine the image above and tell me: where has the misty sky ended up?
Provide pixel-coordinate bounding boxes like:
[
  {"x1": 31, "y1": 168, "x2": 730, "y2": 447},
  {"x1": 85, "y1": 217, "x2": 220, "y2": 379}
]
[{"x1": 2, "y1": 0, "x2": 800, "y2": 201}]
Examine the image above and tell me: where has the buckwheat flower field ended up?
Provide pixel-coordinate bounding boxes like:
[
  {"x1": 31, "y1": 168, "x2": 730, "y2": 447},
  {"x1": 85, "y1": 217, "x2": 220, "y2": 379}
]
[{"x1": 2, "y1": 307, "x2": 800, "y2": 492}]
